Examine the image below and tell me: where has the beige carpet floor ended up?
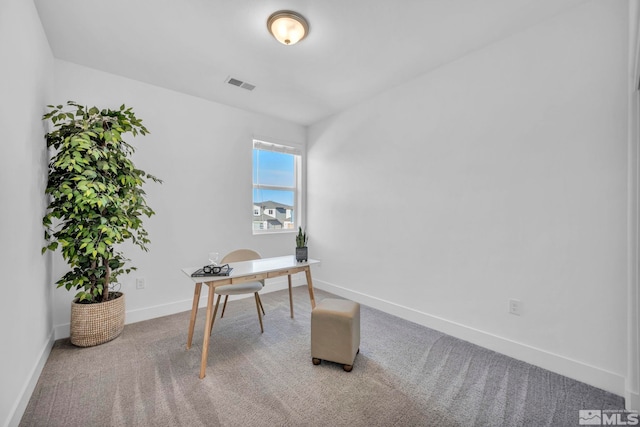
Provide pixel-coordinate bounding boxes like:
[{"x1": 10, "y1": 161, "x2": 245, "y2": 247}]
[{"x1": 20, "y1": 287, "x2": 624, "y2": 426}]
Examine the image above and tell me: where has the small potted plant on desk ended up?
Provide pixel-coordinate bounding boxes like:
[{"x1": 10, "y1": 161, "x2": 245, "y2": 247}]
[{"x1": 296, "y1": 226, "x2": 308, "y2": 262}]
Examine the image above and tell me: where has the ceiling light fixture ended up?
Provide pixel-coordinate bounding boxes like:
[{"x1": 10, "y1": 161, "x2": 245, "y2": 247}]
[{"x1": 267, "y1": 10, "x2": 309, "y2": 45}]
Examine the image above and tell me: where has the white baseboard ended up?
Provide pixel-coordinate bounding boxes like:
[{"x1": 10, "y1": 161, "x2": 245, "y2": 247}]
[
  {"x1": 7, "y1": 331, "x2": 54, "y2": 427},
  {"x1": 48, "y1": 275, "x2": 628, "y2": 399},
  {"x1": 314, "y1": 279, "x2": 627, "y2": 398},
  {"x1": 126, "y1": 276, "x2": 300, "y2": 323},
  {"x1": 53, "y1": 276, "x2": 303, "y2": 339}
]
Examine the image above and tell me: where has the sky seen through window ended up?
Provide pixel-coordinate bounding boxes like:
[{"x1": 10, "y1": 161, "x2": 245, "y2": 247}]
[{"x1": 253, "y1": 149, "x2": 295, "y2": 206}]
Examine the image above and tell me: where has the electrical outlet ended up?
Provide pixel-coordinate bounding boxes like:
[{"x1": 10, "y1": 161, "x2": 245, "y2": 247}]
[
  {"x1": 509, "y1": 299, "x2": 522, "y2": 316},
  {"x1": 136, "y1": 278, "x2": 145, "y2": 289}
]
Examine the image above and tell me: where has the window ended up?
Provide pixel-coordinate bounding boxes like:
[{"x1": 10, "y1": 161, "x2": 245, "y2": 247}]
[{"x1": 252, "y1": 139, "x2": 302, "y2": 233}]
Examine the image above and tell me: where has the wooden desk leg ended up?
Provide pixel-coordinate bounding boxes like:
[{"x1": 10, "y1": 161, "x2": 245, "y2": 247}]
[
  {"x1": 287, "y1": 274, "x2": 294, "y2": 318},
  {"x1": 305, "y1": 267, "x2": 316, "y2": 309},
  {"x1": 199, "y1": 285, "x2": 216, "y2": 379},
  {"x1": 186, "y1": 282, "x2": 202, "y2": 350}
]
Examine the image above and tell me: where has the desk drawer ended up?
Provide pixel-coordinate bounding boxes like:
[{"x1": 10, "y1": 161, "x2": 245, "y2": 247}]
[
  {"x1": 231, "y1": 273, "x2": 267, "y2": 284},
  {"x1": 267, "y1": 266, "x2": 306, "y2": 278}
]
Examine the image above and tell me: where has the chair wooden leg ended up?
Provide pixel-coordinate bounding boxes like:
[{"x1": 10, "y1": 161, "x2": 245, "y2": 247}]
[
  {"x1": 257, "y1": 293, "x2": 266, "y2": 316},
  {"x1": 210, "y1": 294, "x2": 222, "y2": 336},
  {"x1": 254, "y1": 293, "x2": 264, "y2": 333},
  {"x1": 220, "y1": 295, "x2": 229, "y2": 318}
]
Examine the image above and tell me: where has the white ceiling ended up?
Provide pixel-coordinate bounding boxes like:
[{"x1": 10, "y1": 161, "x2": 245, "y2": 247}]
[{"x1": 34, "y1": 0, "x2": 588, "y2": 126}]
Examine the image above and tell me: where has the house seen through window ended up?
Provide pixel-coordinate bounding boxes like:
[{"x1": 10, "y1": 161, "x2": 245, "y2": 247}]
[{"x1": 252, "y1": 139, "x2": 301, "y2": 232}]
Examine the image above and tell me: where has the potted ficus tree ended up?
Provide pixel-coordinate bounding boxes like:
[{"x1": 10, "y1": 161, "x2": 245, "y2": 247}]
[
  {"x1": 295, "y1": 226, "x2": 308, "y2": 262},
  {"x1": 42, "y1": 101, "x2": 161, "y2": 347}
]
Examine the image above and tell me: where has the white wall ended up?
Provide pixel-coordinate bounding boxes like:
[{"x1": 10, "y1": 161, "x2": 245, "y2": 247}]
[
  {"x1": 50, "y1": 60, "x2": 307, "y2": 335},
  {"x1": 0, "y1": 1, "x2": 54, "y2": 426},
  {"x1": 627, "y1": 0, "x2": 640, "y2": 411},
  {"x1": 308, "y1": 0, "x2": 631, "y2": 397}
]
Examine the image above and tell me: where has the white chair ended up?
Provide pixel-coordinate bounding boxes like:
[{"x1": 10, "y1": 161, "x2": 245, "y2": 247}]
[{"x1": 210, "y1": 249, "x2": 265, "y2": 334}]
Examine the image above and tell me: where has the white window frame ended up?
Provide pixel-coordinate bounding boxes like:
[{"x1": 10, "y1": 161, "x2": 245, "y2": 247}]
[{"x1": 252, "y1": 139, "x2": 303, "y2": 235}]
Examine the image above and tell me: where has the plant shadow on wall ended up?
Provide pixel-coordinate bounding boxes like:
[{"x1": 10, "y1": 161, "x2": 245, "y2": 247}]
[{"x1": 42, "y1": 101, "x2": 162, "y2": 347}]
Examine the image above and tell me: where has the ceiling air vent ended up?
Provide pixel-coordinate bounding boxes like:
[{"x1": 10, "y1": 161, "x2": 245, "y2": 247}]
[{"x1": 225, "y1": 76, "x2": 255, "y2": 91}]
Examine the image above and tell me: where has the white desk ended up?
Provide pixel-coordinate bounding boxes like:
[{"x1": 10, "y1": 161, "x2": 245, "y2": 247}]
[{"x1": 182, "y1": 255, "x2": 320, "y2": 378}]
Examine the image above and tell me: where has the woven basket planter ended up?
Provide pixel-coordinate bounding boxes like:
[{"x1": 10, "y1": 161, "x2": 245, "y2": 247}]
[{"x1": 70, "y1": 292, "x2": 125, "y2": 347}]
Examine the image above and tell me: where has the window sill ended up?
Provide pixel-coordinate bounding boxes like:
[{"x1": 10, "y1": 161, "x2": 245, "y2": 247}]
[{"x1": 252, "y1": 229, "x2": 298, "y2": 236}]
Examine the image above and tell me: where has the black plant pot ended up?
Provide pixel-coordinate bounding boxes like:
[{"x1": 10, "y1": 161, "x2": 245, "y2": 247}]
[{"x1": 296, "y1": 247, "x2": 308, "y2": 262}]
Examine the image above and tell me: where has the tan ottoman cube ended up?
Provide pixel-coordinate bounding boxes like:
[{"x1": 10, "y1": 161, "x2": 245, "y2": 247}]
[{"x1": 311, "y1": 298, "x2": 360, "y2": 372}]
